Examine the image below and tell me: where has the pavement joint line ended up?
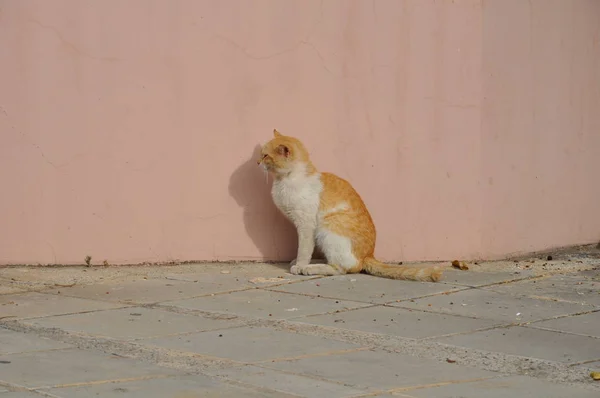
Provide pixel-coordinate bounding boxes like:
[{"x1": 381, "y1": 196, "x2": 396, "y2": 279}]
[
  {"x1": 264, "y1": 284, "x2": 469, "y2": 306},
  {"x1": 347, "y1": 376, "x2": 500, "y2": 398},
  {"x1": 36, "y1": 285, "x2": 255, "y2": 306},
  {"x1": 254, "y1": 275, "x2": 325, "y2": 288},
  {"x1": 382, "y1": 303, "x2": 488, "y2": 320},
  {"x1": 523, "y1": 294, "x2": 599, "y2": 305},
  {"x1": 381, "y1": 286, "x2": 473, "y2": 303},
  {"x1": 1, "y1": 346, "x2": 77, "y2": 356},
  {"x1": 250, "y1": 346, "x2": 373, "y2": 364},
  {"x1": 249, "y1": 361, "x2": 365, "y2": 390},
  {"x1": 448, "y1": 274, "x2": 548, "y2": 289},
  {"x1": 206, "y1": 369, "x2": 304, "y2": 398},
  {"x1": 0, "y1": 380, "x2": 31, "y2": 393},
  {"x1": 0, "y1": 290, "x2": 27, "y2": 296},
  {"x1": 152, "y1": 287, "x2": 256, "y2": 304},
  {"x1": 5, "y1": 306, "x2": 135, "y2": 322},
  {"x1": 131, "y1": 323, "x2": 253, "y2": 341},
  {"x1": 151, "y1": 300, "x2": 371, "y2": 325},
  {"x1": 517, "y1": 308, "x2": 600, "y2": 326},
  {"x1": 416, "y1": 322, "x2": 517, "y2": 341},
  {"x1": 263, "y1": 286, "x2": 371, "y2": 303},
  {"x1": 476, "y1": 266, "x2": 600, "y2": 288},
  {"x1": 149, "y1": 302, "x2": 258, "y2": 324},
  {"x1": 37, "y1": 374, "x2": 176, "y2": 390},
  {"x1": 287, "y1": 304, "x2": 382, "y2": 320},
  {"x1": 0, "y1": 382, "x2": 64, "y2": 398},
  {"x1": 387, "y1": 303, "x2": 598, "y2": 323},
  {"x1": 28, "y1": 389, "x2": 64, "y2": 398},
  {"x1": 34, "y1": 277, "x2": 323, "y2": 304},
  {"x1": 523, "y1": 324, "x2": 600, "y2": 340},
  {"x1": 568, "y1": 358, "x2": 600, "y2": 367}
]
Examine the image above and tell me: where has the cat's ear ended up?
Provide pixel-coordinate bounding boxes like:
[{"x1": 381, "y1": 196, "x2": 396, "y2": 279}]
[
  {"x1": 276, "y1": 144, "x2": 290, "y2": 157},
  {"x1": 273, "y1": 129, "x2": 282, "y2": 138}
]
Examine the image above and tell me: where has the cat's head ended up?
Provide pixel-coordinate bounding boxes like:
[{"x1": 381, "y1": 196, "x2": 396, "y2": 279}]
[{"x1": 257, "y1": 129, "x2": 313, "y2": 175}]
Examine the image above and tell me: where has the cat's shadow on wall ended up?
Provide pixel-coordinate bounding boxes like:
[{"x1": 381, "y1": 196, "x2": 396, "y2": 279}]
[{"x1": 228, "y1": 145, "x2": 297, "y2": 266}]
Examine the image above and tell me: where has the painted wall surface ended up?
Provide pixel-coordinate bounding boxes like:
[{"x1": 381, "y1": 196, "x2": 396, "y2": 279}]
[{"x1": 0, "y1": 0, "x2": 598, "y2": 265}]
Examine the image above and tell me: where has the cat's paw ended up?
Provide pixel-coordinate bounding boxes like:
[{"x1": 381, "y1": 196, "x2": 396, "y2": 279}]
[
  {"x1": 290, "y1": 265, "x2": 301, "y2": 275},
  {"x1": 290, "y1": 259, "x2": 297, "y2": 266}
]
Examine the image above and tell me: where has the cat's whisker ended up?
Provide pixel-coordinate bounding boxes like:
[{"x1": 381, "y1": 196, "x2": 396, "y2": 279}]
[{"x1": 261, "y1": 164, "x2": 269, "y2": 184}]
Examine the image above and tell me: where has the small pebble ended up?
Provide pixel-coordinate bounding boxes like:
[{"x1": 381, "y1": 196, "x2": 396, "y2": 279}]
[{"x1": 547, "y1": 255, "x2": 553, "y2": 261}]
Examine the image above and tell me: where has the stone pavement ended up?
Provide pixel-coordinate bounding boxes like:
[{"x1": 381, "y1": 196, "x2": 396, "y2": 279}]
[{"x1": 0, "y1": 254, "x2": 599, "y2": 397}]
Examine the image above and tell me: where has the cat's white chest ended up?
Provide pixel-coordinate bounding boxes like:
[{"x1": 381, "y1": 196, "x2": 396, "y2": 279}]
[{"x1": 271, "y1": 173, "x2": 322, "y2": 226}]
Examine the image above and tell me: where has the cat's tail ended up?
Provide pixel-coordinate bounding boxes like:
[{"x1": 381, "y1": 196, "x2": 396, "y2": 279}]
[{"x1": 362, "y1": 257, "x2": 443, "y2": 282}]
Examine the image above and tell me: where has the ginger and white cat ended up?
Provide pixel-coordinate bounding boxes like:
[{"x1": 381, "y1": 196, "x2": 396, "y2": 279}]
[{"x1": 258, "y1": 129, "x2": 442, "y2": 282}]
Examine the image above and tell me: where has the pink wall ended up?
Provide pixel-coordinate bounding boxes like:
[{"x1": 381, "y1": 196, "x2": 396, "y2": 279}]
[{"x1": 1, "y1": 0, "x2": 598, "y2": 265}]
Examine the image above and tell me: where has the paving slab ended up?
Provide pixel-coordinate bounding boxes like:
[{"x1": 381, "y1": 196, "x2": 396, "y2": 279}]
[
  {"x1": 487, "y1": 274, "x2": 600, "y2": 307},
  {"x1": 0, "y1": 284, "x2": 26, "y2": 295},
  {"x1": 295, "y1": 305, "x2": 500, "y2": 339},
  {"x1": 0, "y1": 292, "x2": 124, "y2": 320},
  {"x1": 212, "y1": 365, "x2": 367, "y2": 397},
  {"x1": 42, "y1": 374, "x2": 292, "y2": 398},
  {"x1": 434, "y1": 326, "x2": 600, "y2": 363},
  {"x1": 0, "y1": 328, "x2": 72, "y2": 355},
  {"x1": 578, "y1": 361, "x2": 600, "y2": 370},
  {"x1": 164, "y1": 267, "x2": 315, "y2": 288},
  {"x1": 0, "y1": 349, "x2": 178, "y2": 389},
  {"x1": 395, "y1": 288, "x2": 592, "y2": 323},
  {"x1": 529, "y1": 311, "x2": 599, "y2": 337},
  {"x1": 406, "y1": 375, "x2": 599, "y2": 398},
  {"x1": 23, "y1": 307, "x2": 243, "y2": 340},
  {"x1": 440, "y1": 268, "x2": 535, "y2": 287},
  {"x1": 43, "y1": 278, "x2": 242, "y2": 305},
  {"x1": 577, "y1": 268, "x2": 600, "y2": 279},
  {"x1": 268, "y1": 349, "x2": 496, "y2": 392},
  {"x1": 268, "y1": 274, "x2": 463, "y2": 304},
  {"x1": 145, "y1": 325, "x2": 362, "y2": 363},
  {"x1": 164, "y1": 289, "x2": 369, "y2": 319}
]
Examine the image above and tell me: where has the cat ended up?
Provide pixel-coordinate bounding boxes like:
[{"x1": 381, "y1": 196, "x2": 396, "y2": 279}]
[{"x1": 257, "y1": 129, "x2": 442, "y2": 282}]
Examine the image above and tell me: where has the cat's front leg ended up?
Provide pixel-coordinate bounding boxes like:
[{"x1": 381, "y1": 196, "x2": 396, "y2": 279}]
[{"x1": 290, "y1": 225, "x2": 315, "y2": 273}]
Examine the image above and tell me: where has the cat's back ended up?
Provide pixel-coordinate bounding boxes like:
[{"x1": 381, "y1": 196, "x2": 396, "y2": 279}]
[
  {"x1": 318, "y1": 172, "x2": 376, "y2": 255},
  {"x1": 319, "y1": 172, "x2": 371, "y2": 216}
]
